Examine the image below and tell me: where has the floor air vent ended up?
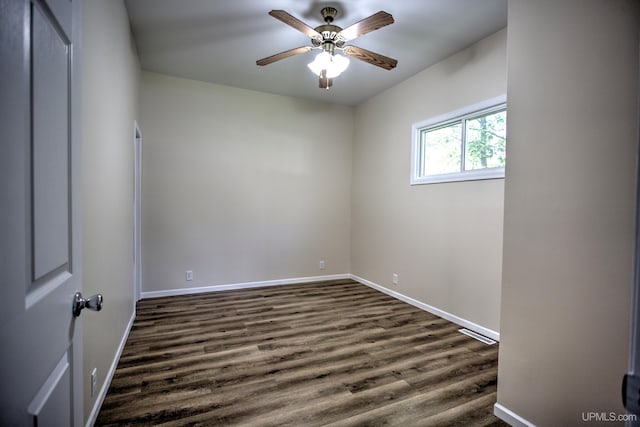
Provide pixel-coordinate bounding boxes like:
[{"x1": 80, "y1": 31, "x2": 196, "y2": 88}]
[{"x1": 458, "y1": 328, "x2": 496, "y2": 345}]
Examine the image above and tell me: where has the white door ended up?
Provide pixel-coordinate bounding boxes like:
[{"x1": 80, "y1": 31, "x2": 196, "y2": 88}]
[{"x1": 0, "y1": 0, "x2": 86, "y2": 425}]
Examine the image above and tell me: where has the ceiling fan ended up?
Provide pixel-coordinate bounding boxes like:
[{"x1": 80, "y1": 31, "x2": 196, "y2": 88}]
[{"x1": 256, "y1": 7, "x2": 398, "y2": 89}]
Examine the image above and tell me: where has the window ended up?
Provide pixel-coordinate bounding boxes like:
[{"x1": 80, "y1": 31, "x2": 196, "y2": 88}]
[{"x1": 411, "y1": 95, "x2": 507, "y2": 185}]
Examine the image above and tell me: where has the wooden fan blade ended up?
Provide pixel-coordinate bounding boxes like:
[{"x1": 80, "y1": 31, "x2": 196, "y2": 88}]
[
  {"x1": 269, "y1": 10, "x2": 322, "y2": 40},
  {"x1": 343, "y1": 45, "x2": 398, "y2": 70},
  {"x1": 319, "y1": 69, "x2": 333, "y2": 89},
  {"x1": 256, "y1": 46, "x2": 311, "y2": 66},
  {"x1": 338, "y1": 11, "x2": 394, "y2": 41}
]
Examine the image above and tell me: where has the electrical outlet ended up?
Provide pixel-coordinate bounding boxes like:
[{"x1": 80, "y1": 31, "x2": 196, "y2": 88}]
[
  {"x1": 392, "y1": 273, "x2": 399, "y2": 285},
  {"x1": 186, "y1": 270, "x2": 193, "y2": 281},
  {"x1": 90, "y1": 368, "x2": 97, "y2": 397},
  {"x1": 319, "y1": 260, "x2": 326, "y2": 270}
]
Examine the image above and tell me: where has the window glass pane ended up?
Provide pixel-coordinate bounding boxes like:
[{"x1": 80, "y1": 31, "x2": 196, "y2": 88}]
[
  {"x1": 464, "y1": 110, "x2": 506, "y2": 171},
  {"x1": 422, "y1": 123, "x2": 462, "y2": 176}
]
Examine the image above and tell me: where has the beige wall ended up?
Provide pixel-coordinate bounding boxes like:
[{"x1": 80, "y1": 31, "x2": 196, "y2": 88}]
[
  {"x1": 139, "y1": 72, "x2": 353, "y2": 292},
  {"x1": 79, "y1": 2, "x2": 640, "y2": 423},
  {"x1": 351, "y1": 29, "x2": 507, "y2": 334},
  {"x1": 82, "y1": 0, "x2": 139, "y2": 421},
  {"x1": 497, "y1": 1, "x2": 638, "y2": 425}
]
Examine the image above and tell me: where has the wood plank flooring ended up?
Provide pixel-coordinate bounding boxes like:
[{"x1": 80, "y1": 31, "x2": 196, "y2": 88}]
[{"x1": 95, "y1": 279, "x2": 507, "y2": 426}]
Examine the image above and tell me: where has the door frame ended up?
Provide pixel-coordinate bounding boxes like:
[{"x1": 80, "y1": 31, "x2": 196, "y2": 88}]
[
  {"x1": 624, "y1": 40, "x2": 640, "y2": 424},
  {"x1": 134, "y1": 121, "x2": 142, "y2": 303}
]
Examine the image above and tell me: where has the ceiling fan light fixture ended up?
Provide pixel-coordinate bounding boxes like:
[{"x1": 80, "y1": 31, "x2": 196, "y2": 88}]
[{"x1": 307, "y1": 51, "x2": 349, "y2": 78}]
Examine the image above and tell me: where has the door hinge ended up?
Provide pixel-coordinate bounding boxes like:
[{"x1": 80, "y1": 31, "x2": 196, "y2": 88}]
[{"x1": 623, "y1": 373, "x2": 640, "y2": 414}]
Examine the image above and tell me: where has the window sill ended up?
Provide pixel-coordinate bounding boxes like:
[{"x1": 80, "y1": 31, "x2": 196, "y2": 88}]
[{"x1": 410, "y1": 167, "x2": 505, "y2": 185}]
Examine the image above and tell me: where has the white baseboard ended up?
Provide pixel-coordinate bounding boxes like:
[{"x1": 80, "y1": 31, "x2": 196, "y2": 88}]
[
  {"x1": 85, "y1": 309, "x2": 136, "y2": 427},
  {"x1": 494, "y1": 403, "x2": 536, "y2": 427},
  {"x1": 140, "y1": 274, "x2": 352, "y2": 299},
  {"x1": 350, "y1": 274, "x2": 500, "y2": 342}
]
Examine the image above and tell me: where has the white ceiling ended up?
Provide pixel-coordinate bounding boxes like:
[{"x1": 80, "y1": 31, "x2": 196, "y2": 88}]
[{"x1": 124, "y1": 0, "x2": 507, "y2": 106}]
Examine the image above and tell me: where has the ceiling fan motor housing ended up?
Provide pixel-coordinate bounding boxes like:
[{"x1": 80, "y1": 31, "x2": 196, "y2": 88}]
[{"x1": 311, "y1": 7, "x2": 346, "y2": 48}]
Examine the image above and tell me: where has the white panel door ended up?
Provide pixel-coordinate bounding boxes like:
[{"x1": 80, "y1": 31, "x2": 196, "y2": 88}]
[{"x1": 0, "y1": 0, "x2": 85, "y2": 425}]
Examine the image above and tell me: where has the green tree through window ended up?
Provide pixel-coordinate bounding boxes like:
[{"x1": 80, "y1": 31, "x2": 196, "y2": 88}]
[{"x1": 465, "y1": 110, "x2": 506, "y2": 170}]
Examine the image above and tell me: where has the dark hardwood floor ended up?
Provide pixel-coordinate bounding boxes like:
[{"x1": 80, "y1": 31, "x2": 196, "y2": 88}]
[{"x1": 95, "y1": 279, "x2": 507, "y2": 426}]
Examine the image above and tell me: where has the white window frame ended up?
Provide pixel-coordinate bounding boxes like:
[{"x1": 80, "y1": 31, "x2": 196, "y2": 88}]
[{"x1": 411, "y1": 95, "x2": 507, "y2": 185}]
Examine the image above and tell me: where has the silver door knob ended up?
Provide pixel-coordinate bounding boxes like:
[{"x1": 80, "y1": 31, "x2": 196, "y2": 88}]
[{"x1": 72, "y1": 292, "x2": 103, "y2": 317}]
